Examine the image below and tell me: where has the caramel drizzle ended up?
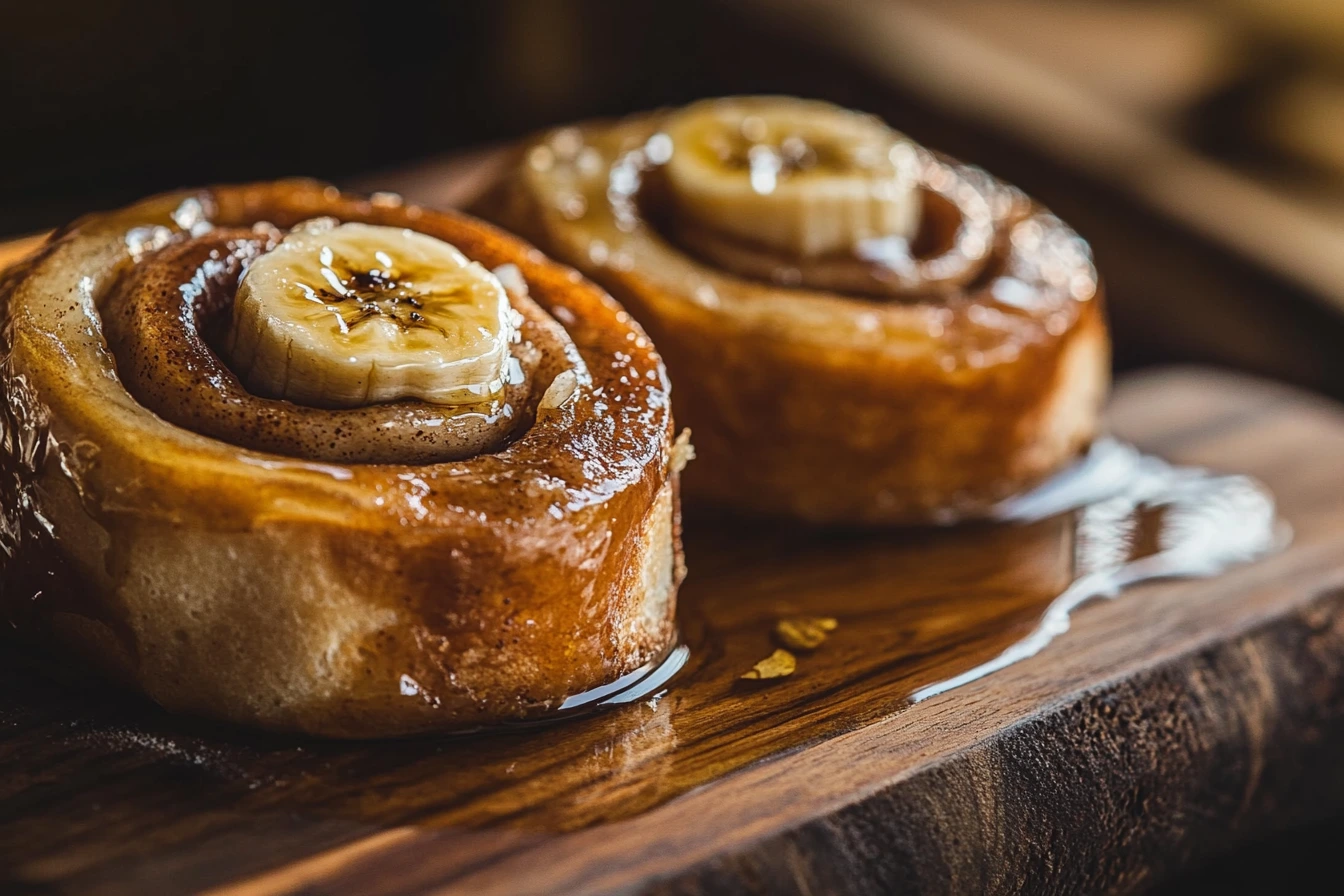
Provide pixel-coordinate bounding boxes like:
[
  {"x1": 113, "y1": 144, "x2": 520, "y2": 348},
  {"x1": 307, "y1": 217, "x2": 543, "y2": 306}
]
[{"x1": 311, "y1": 257, "x2": 461, "y2": 338}]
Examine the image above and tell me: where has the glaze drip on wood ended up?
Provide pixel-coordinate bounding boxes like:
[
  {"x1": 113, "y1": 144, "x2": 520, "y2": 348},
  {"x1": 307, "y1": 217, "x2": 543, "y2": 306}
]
[{"x1": 914, "y1": 439, "x2": 1285, "y2": 700}]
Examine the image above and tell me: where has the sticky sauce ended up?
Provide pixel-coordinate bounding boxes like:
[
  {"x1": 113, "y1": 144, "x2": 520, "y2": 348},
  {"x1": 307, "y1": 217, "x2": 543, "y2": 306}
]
[
  {"x1": 550, "y1": 437, "x2": 1284, "y2": 753},
  {"x1": 913, "y1": 439, "x2": 1285, "y2": 700}
]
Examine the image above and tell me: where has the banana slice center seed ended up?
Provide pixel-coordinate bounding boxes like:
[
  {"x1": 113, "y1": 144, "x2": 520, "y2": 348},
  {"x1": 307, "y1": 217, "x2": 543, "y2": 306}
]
[{"x1": 225, "y1": 220, "x2": 515, "y2": 409}]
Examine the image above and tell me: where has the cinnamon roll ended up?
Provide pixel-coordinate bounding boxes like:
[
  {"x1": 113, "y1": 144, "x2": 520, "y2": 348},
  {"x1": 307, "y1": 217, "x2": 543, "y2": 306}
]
[
  {"x1": 477, "y1": 97, "x2": 1109, "y2": 524},
  {"x1": 0, "y1": 181, "x2": 686, "y2": 737}
]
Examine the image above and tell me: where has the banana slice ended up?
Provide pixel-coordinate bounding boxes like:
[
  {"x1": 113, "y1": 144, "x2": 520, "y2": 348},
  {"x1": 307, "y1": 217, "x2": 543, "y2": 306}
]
[
  {"x1": 225, "y1": 219, "x2": 515, "y2": 409},
  {"x1": 661, "y1": 96, "x2": 922, "y2": 258}
]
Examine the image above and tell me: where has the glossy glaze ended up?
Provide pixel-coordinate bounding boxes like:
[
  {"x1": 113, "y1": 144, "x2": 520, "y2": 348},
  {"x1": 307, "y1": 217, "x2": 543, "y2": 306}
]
[
  {"x1": 101, "y1": 229, "x2": 557, "y2": 464},
  {"x1": 916, "y1": 439, "x2": 1284, "y2": 699},
  {"x1": 0, "y1": 182, "x2": 684, "y2": 737}
]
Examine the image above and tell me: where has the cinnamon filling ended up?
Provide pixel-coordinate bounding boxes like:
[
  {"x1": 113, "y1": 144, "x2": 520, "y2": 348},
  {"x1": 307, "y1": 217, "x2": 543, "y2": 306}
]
[{"x1": 101, "y1": 227, "x2": 580, "y2": 465}]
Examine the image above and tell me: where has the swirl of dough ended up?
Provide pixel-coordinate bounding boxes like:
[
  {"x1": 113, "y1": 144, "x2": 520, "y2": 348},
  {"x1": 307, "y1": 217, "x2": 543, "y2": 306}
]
[
  {"x1": 0, "y1": 180, "x2": 686, "y2": 737},
  {"x1": 101, "y1": 227, "x2": 579, "y2": 464}
]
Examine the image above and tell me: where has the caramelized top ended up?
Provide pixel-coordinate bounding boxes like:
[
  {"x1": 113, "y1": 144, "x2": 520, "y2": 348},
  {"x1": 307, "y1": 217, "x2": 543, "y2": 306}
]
[
  {"x1": 1, "y1": 181, "x2": 675, "y2": 533},
  {"x1": 503, "y1": 110, "x2": 1099, "y2": 375},
  {"x1": 100, "y1": 227, "x2": 551, "y2": 463}
]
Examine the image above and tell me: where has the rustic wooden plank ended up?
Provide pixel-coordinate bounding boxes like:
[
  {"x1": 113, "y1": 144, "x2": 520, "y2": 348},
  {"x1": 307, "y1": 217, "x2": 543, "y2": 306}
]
[{"x1": 2, "y1": 366, "x2": 1343, "y2": 895}]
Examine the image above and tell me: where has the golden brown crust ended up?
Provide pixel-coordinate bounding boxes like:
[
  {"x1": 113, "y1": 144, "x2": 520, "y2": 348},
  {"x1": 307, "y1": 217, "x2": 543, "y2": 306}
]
[
  {"x1": 475, "y1": 113, "x2": 1110, "y2": 523},
  {"x1": 0, "y1": 180, "x2": 682, "y2": 737}
]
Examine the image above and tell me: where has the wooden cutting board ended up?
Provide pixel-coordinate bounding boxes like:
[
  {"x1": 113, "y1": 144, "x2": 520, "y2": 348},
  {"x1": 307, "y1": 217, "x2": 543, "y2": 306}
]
[
  {"x1": 5, "y1": 366, "x2": 1344, "y2": 895},
  {"x1": 6, "y1": 182, "x2": 1344, "y2": 895}
]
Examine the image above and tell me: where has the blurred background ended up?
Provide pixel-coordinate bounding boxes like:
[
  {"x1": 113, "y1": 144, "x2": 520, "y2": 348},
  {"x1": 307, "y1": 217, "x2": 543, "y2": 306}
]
[
  {"x1": 7, "y1": 0, "x2": 1344, "y2": 396},
  {"x1": 7, "y1": 0, "x2": 1344, "y2": 400},
  {"x1": 6, "y1": 0, "x2": 1344, "y2": 402},
  {"x1": 3, "y1": 0, "x2": 1343, "y2": 887}
]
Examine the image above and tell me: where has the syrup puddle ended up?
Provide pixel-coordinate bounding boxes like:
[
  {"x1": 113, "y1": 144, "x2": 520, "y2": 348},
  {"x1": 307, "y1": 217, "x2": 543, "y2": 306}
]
[
  {"x1": 553, "y1": 439, "x2": 1288, "y2": 716},
  {"x1": 916, "y1": 438, "x2": 1287, "y2": 699},
  {"x1": 558, "y1": 644, "x2": 690, "y2": 710}
]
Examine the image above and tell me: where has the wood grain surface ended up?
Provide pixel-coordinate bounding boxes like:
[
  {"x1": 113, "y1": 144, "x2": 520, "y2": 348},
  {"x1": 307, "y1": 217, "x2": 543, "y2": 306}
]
[{"x1": 3, "y1": 366, "x2": 1344, "y2": 895}]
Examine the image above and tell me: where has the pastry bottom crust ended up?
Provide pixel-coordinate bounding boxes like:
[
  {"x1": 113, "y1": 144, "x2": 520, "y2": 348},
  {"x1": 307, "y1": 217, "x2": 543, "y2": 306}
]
[
  {"x1": 34, "y1": 476, "x2": 680, "y2": 738},
  {"x1": 656, "y1": 300, "x2": 1109, "y2": 525}
]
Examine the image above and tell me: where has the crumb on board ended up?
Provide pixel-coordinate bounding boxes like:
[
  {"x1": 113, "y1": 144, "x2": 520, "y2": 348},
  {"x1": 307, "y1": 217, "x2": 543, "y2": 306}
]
[
  {"x1": 741, "y1": 648, "x2": 797, "y2": 680},
  {"x1": 774, "y1": 616, "x2": 838, "y2": 651}
]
